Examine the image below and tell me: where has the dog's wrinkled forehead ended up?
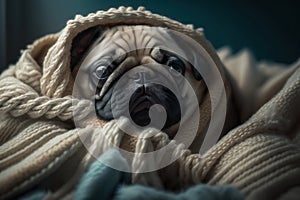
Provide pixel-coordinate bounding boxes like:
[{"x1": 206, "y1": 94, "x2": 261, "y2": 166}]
[{"x1": 79, "y1": 25, "x2": 180, "y2": 71}]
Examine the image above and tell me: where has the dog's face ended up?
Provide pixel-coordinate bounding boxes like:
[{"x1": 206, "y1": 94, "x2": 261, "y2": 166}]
[{"x1": 72, "y1": 25, "x2": 214, "y2": 149}]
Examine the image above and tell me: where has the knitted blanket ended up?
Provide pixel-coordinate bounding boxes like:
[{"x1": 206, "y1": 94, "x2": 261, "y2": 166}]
[
  {"x1": 0, "y1": 6, "x2": 300, "y2": 200},
  {"x1": 19, "y1": 150, "x2": 243, "y2": 200}
]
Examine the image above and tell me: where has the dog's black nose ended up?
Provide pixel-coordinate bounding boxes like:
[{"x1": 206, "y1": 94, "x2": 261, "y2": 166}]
[
  {"x1": 134, "y1": 83, "x2": 155, "y2": 96},
  {"x1": 135, "y1": 84, "x2": 145, "y2": 95}
]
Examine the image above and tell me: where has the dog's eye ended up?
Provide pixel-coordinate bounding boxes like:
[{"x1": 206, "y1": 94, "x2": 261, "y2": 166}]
[
  {"x1": 166, "y1": 56, "x2": 185, "y2": 75},
  {"x1": 94, "y1": 66, "x2": 112, "y2": 80}
]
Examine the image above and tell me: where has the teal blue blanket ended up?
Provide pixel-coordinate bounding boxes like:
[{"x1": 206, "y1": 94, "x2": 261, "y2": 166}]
[{"x1": 21, "y1": 150, "x2": 243, "y2": 200}]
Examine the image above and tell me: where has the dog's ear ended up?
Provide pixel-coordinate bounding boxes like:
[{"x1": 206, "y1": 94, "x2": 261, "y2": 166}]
[{"x1": 70, "y1": 26, "x2": 105, "y2": 70}]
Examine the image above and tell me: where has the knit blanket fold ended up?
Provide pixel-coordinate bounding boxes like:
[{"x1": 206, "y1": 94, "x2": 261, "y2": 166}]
[{"x1": 0, "y1": 6, "x2": 300, "y2": 200}]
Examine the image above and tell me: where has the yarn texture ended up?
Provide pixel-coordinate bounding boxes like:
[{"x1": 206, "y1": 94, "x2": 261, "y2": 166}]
[{"x1": 0, "y1": 6, "x2": 299, "y2": 200}]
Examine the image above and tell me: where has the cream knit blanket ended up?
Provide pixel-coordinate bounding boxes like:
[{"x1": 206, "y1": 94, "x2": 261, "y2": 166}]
[{"x1": 0, "y1": 7, "x2": 300, "y2": 200}]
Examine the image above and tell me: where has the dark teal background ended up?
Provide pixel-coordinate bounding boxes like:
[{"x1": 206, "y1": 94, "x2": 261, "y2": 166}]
[{"x1": 1, "y1": 0, "x2": 299, "y2": 71}]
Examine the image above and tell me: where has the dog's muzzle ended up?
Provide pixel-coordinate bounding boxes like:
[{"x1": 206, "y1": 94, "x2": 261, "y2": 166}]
[{"x1": 95, "y1": 71, "x2": 181, "y2": 130}]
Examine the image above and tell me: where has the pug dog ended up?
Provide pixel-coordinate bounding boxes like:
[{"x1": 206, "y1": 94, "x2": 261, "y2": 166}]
[{"x1": 71, "y1": 25, "x2": 239, "y2": 152}]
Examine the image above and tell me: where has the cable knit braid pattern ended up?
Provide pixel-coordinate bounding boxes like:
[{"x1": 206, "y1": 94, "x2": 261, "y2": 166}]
[{"x1": 0, "y1": 6, "x2": 300, "y2": 200}]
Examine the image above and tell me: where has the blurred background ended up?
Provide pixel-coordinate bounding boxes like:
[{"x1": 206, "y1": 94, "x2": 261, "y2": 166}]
[{"x1": 0, "y1": 0, "x2": 299, "y2": 72}]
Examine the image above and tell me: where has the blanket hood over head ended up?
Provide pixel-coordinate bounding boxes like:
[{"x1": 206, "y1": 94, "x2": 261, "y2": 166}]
[
  {"x1": 40, "y1": 6, "x2": 228, "y2": 98},
  {"x1": 0, "y1": 6, "x2": 300, "y2": 200}
]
